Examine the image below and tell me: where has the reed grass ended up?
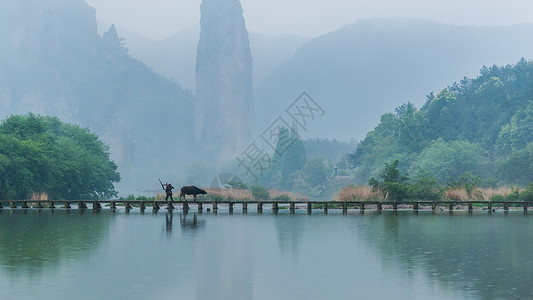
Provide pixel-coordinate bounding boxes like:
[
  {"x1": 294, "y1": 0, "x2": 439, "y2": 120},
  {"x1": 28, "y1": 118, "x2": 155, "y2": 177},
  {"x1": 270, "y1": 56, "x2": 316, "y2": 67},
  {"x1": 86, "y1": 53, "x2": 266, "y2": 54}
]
[
  {"x1": 337, "y1": 185, "x2": 521, "y2": 201},
  {"x1": 31, "y1": 192, "x2": 48, "y2": 201},
  {"x1": 159, "y1": 188, "x2": 310, "y2": 201},
  {"x1": 336, "y1": 185, "x2": 383, "y2": 201},
  {"x1": 444, "y1": 186, "x2": 519, "y2": 201}
]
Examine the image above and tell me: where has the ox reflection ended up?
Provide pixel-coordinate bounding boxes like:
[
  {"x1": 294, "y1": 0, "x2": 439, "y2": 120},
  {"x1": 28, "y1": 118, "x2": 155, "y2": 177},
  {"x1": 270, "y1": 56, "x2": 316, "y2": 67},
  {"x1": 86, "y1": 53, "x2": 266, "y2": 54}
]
[{"x1": 164, "y1": 212, "x2": 206, "y2": 236}]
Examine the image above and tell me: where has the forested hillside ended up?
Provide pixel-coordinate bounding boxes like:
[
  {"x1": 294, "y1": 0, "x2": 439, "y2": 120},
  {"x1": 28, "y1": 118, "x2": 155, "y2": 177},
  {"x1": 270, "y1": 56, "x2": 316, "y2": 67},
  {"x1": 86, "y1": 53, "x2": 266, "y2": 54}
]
[{"x1": 349, "y1": 59, "x2": 533, "y2": 186}]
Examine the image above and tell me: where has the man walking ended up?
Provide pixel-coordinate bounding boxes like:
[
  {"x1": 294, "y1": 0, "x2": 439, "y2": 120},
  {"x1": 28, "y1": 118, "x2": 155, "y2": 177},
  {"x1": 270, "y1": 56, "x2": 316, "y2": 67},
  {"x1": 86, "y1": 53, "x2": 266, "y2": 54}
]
[{"x1": 164, "y1": 183, "x2": 174, "y2": 201}]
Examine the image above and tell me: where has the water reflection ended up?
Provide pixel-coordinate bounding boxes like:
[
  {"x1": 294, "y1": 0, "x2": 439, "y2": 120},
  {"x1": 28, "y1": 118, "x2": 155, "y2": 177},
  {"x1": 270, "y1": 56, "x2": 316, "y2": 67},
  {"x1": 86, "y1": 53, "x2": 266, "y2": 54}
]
[
  {"x1": 164, "y1": 212, "x2": 206, "y2": 237},
  {"x1": 358, "y1": 212, "x2": 533, "y2": 299},
  {"x1": 0, "y1": 210, "x2": 112, "y2": 277},
  {"x1": 180, "y1": 213, "x2": 205, "y2": 232},
  {"x1": 2, "y1": 210, "x2": 532, "y2": 299},
  {"x1": 275, "y1": 215, "x2": 304, "y2": 255},
  {"x1": 194, "y1": 215, "x2": 253, "y2": 300},
  {"x1": 165, "y1": 212, "x2": 173, "y2": 236}
]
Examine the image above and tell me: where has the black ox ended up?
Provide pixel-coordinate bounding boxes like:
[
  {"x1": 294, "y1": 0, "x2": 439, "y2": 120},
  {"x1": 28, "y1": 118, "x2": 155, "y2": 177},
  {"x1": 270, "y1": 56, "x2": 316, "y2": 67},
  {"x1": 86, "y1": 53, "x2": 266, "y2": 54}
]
[{"x1": 179, "y1": 186, "x2": 207, "y2": 201}]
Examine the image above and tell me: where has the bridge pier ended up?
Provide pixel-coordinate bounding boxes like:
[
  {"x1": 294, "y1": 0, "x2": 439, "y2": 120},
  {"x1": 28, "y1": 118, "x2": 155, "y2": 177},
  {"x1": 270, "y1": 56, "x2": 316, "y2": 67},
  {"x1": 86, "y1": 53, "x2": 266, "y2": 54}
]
[
  {"x1": 125, "y1": 201, "x2": 133, "y2": 210},
  {"x1": 183, "y1": 202, "x2": 189, "y2": 211},
  {"x1": 10, "y1": 202, "x2": 16, "y2": 209},
  {"x1": 22, "y1": 202, "x2": 29, "y2": 209},
  {"x1": 198, "y1": 202, "x2": 203, "y2": 213},
  {"x1": 324, "y1": 203, "x2": 328, "y2": 214},
  {"x1": 152, "y1": 201, "x2": 159, "y2": 210},
  {"x1": 78, "y1": 201, "x2": 87, "y2": 209},
  {"x1": 488, "y1": 202, "x2": 492, "y2": 212},
  {"x1": 36, "y1": 201, "x2": 43, "y2": 209},
  {"x1": 49, "y1": 201, "x2": 55, "y2": 209},
  {"x1": 229, "y1": 202, "x2": 234, "y2": 213},
  {"x1": 64, "y1": 201, "x2": 71, "y2": 209},
  {"x1": 504, "y1": 202, "x2": 509, "y2": 211},
  {"x1": 307, "y1": 202, "x2": 312, "y2": 214},
  {"x1": 212, "y1": 202, "x2": 218, "y2": 211},
  {"x1": 524, "y1": 202, "x2": 529, "y2": 212},
  {"x1": 413, "y1": 202, "x2": 419, "y2": 212},
  {"x1": 448, "y1": 203, "x2": 454, "y2": 211},
  {"x1": 343, "y1": 202, "x2": 347, "y2": 214},
  {"x1": 93, "y1": 201, "x2": 102, "y2": 210},
  {"x1": 257, "y1": 203, "x2": 262, "y2": 214},
  {"x1": 360, "y1": 202, "x2": 365, "y2": 212},
  {"x1": 243, "y1": 202, "x2": 247, "y2": 214},
  {"x1": 392, "y1": 202, "x2": 398, "y2": 211},
  {"x1": 273, "y1": 203, "x2": 278, "y2": 214},
  {"x1": 167, "y1": 202, "x2": 174, "y2": 210},
  {"x1": 290, "y1": 202, "x2": 295, "y2": 214},
  {"x1": 272, "y1": 202, "x2": 278, "y2": 211},
  {"x1": 377, "y1": 202, "x2": 382, "y2": 212},
  {"x1": 139, "y1": 201, "x2": 145, "y2": 211},
  {"x1": 432, "y1": 202, "x2": 437, "y2": 212},
  {"x1": 468, "y1": 202, "x2": 473, "y2": 212}
]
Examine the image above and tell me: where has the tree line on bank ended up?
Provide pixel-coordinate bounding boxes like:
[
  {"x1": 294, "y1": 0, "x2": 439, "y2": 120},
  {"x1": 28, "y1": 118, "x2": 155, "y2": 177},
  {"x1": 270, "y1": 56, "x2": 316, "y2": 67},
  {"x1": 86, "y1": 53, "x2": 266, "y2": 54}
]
[
  {"x1": 0, "y1": 114, "x2": 120, "y2": 200},
  {"x1": 349, "y1": 59, "x2": 533, "y2": 189},
  {"x1": 364, "y1": 159, "x2": 533, "y2": 202}
]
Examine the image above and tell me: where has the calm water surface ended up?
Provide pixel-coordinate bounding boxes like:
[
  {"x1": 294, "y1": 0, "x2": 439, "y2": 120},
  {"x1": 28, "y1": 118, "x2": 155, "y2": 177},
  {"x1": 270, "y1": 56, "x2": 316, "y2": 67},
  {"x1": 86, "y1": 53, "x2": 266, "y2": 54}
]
[{"x1": 0, "y1": 208, "x2": 532, "y2": 300}]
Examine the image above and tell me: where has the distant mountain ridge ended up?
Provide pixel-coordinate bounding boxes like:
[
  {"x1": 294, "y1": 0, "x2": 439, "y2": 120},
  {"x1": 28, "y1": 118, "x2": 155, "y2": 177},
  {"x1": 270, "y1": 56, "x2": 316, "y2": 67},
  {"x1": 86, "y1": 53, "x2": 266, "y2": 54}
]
[
  {"x1": 107, "y1": 23, "x2": 309, "y2": 91},
  {"x1": 254, "y1": 18, "x2": 533, "y2": 141}
]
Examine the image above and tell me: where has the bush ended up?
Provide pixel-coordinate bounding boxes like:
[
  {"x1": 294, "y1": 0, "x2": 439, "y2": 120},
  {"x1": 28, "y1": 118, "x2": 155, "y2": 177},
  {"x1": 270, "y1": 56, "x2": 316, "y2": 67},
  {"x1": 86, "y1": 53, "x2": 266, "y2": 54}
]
[
  {"x1": 410, "y1": 169, "x2": 443, "y2": 200},
  {"x1": 505, "y1": 186, "x2": 521, "y2": 201},
  {"x1": 369, "y1": 160, "x2": 410, "y2": 201},
  {"x1": 384, "y1": 182, "x2": 411, "y2": 201},
  {"x1": 224, "y1": 180, "x2": 248, "y2": 190},
  {"x1": 250, "y1": 185, "x2": 269, "y2": 200},
  {"x1": 198, "y1": 193, "x2": 224, "y2": 202},
  {"x1": 490, "y1": 194, "x2": 505, "y2": 202},
  {"x1": 520, "y1": 183, "x2": 533, "y2": 202},
  {"x1": 273, "y1": 194, "x2": 291, "y2": 201}
]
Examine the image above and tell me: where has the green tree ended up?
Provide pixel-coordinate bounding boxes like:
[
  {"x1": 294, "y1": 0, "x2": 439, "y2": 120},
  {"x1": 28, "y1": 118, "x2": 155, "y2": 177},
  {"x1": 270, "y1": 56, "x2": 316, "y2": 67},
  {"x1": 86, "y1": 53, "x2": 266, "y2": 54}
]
[
  {"x1": 264, "y1": 127, "x2": 307, "y2": 190},
  {"x1": 410, "y1": 169, "x2": 443, "y2": 200},
  {"x1": 0, "y1": 114, "x2": 120, "y2": 200},
  {"x1": 250, "y1": 185, "x2": 269, "y2": 200},
  {"x1": 302, "y1": 158, "x2": 329, "y2": 188},
  {"x1": 498, "y1": 142, "x2": 533, "y2": 185},
  {"x1": 410, "y1": 139, "x2": 489, "y2": 181},
  {"x1": 348, "y1": 113, "x2": 408, "y2": 182},
  {"x1": 224, "y1": 180, "x2": 248, "y2": 190},
  {"x1": 396, "y1": 102, "x2": 431, "y2": 152},
  {"x1": 369, "y1": 160, "x2": 410, "y2": 201},
  {"x1": 497, "y1": 101, "x2": 533, "y2": 153}
]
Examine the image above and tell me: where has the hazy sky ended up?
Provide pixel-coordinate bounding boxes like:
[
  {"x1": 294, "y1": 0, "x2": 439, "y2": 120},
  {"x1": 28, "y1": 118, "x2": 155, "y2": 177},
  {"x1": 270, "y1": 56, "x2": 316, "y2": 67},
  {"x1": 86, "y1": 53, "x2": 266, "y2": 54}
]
[{"x1": 86, "y1": 0, "x2": 533, "y2": 40}]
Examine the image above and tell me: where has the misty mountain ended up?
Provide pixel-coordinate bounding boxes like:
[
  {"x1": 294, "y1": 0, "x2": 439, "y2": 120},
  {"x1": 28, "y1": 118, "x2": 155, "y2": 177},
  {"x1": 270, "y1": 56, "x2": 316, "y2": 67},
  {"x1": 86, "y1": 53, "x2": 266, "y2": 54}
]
[
  {"x1": 0, "y1": 0, "x2": 194, "y2": 193},
  {"x1": 112, "y1": 24, "x2": 309, "y2": 91},
  {"x1": 254, "y1": 18, "x2": 533, "y2": 141}
]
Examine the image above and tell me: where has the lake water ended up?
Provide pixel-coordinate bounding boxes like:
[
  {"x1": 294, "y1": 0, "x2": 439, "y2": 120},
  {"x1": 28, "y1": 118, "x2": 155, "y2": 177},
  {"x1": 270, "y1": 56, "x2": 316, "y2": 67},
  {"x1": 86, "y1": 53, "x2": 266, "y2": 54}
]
[{"x1": 1, "y1": 207, "x2": 532, "y2": 300}]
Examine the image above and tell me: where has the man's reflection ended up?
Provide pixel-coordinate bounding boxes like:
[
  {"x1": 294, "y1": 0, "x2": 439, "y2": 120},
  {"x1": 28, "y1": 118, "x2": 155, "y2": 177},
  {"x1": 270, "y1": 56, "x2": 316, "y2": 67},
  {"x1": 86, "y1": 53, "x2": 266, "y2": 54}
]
[{"x1": 165, "y1": 212, "x2": 173, "y2": 237}]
